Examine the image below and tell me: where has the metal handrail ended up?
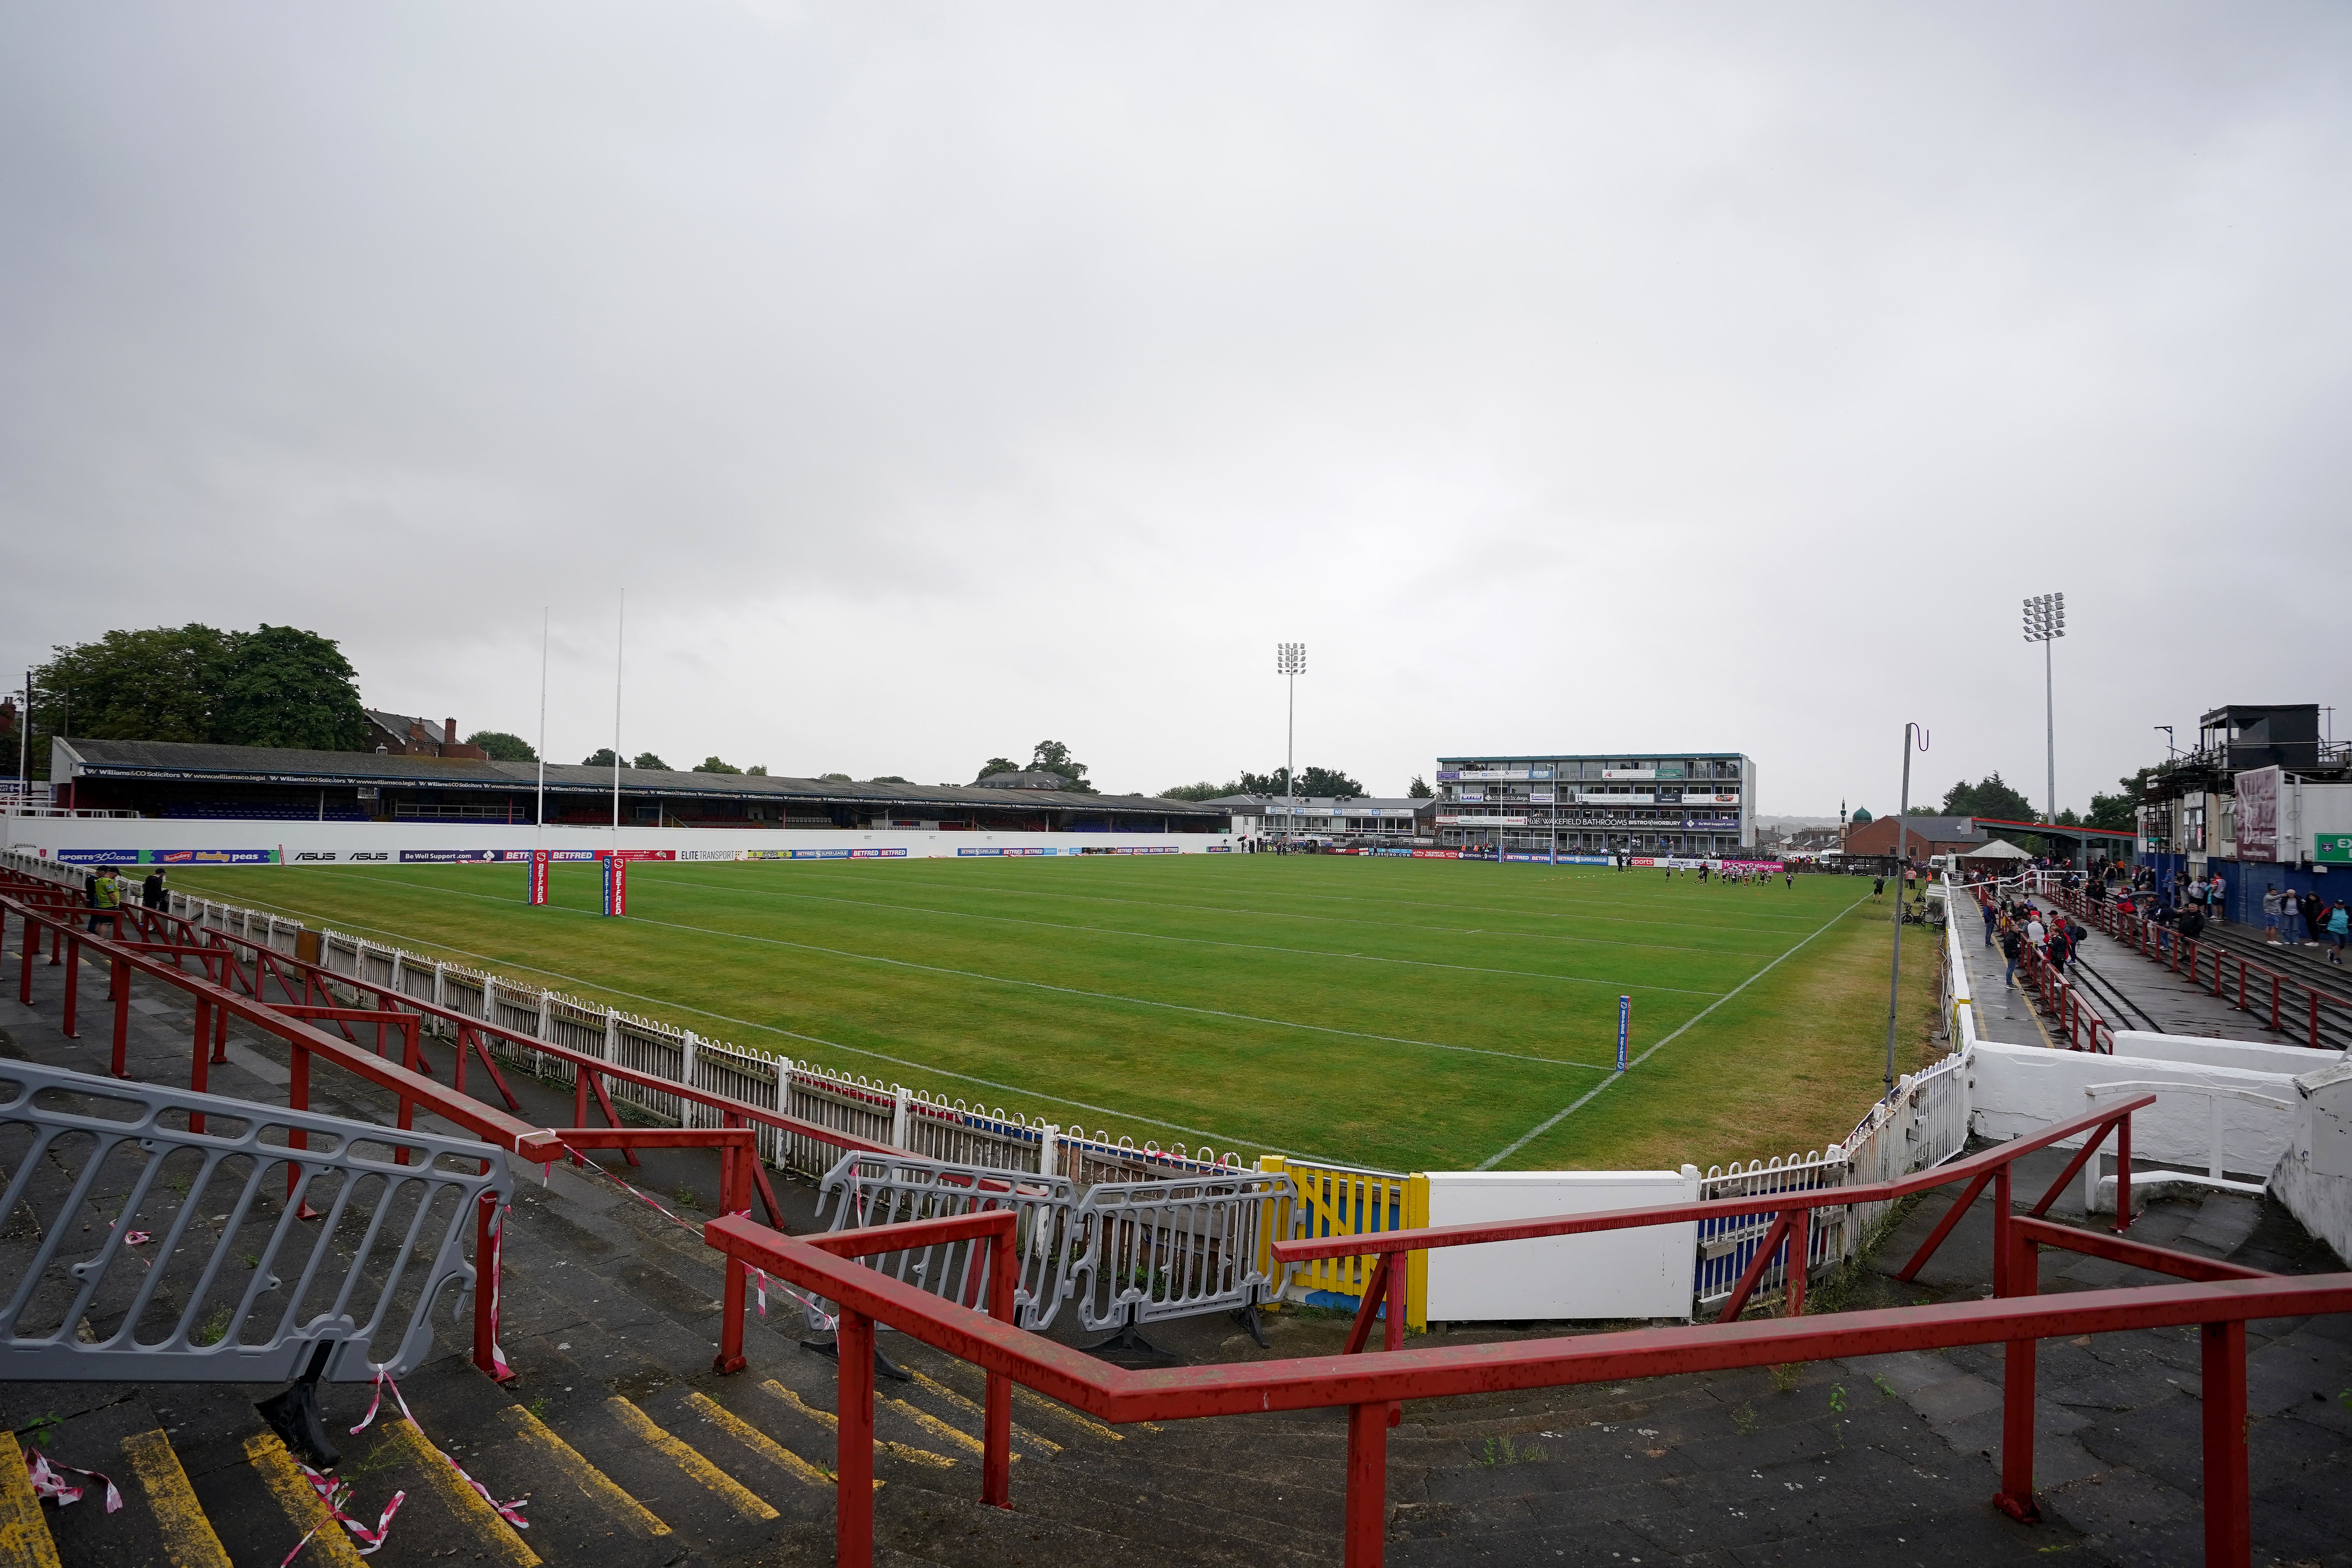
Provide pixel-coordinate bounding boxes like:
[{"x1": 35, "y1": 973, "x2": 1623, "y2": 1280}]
[
  {"x1": 2048, "y1": 885, "x2": 2352, "y2": 1047},
  {"x1": 2, "y1": 884, "x2": 561, "y2": 1381},
  {"x1": 1272, "y1": 1096, "x2": 2157, "y2": 1322},
  {"x1": 702, "y1": 1202, "x2": 2352, "y2": 1568},
  {"x1": 1, "y1": 1058, "x2": 506, "y2": 1384}
]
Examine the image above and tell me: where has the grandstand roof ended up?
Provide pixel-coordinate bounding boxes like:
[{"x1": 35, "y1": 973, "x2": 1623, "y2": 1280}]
[{"x1": 49, "y1": 738, "x2": 1228, "y2": 818}]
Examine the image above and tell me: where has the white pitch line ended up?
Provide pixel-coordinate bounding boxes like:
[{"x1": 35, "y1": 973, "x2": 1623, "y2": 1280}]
[
  {"x1": 300, "y1": 869, "x2": 1628, "y2": 1068},
  {"x1": 1474, "y1": 893, "x2": 1871, "y2": 1171},
  {"x1": 624, "y1": 874, "x2": 1740, "y2": 993},
  {"x1": 188, "y1": 884, "x2": 1349, "y2": 1162}
]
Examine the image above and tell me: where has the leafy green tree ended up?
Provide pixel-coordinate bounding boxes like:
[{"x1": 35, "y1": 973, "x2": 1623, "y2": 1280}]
[
  {"x1": 1240, "y1": 765, "x2": 1363, "y2": 798},
  {"x1": 1159, "y1": 780, "x2": 1239, "y2": 802},
  {"x1": 1939, "y1": 772, "x2": 2038, "y2": 823},
  {"x1": 27, "y1": 625, "x2": 229, "y2": 772},
  {"x1": 693, "y1": 756, "x2": 744, "y2": 774},
  {"x1": 973, "y1": 757, "x2": 1021, "y2": 782},
  {"x1": 467, "y1": 730, "x2": 537, "y2": 762},
  {"x1": 870, "y1": 775, "x2": 911, "y2": 784},
  {"x1": 1407, "y1": 775, "x2": 1433, "y2": 799},
  {"x1": 2086, "y1": 789, "x2": 2137, "y2": 831},
  {"x1": 1027, "y1": 741, "x2": 1096, "y2": 793},
  {"x1": 820, "y1": 772, "x2": 852, "y2": 782},
  {"x1": 210, "y1": 626, "x2": 368, "y2": 750},
  {"x1": 632, "y1": 751, "x2": 669, "y2": 770},
  {"x1": 583, "y1": 747, "x2": 618, "y2": 768},
  {"x1": 746, "y1": 765, "x2": 768, "y2": 777}
]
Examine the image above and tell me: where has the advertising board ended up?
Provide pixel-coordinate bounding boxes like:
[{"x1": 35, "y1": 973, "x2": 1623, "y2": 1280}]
[{"x1": 2234, "y1": 766, "x2": 2280, "y2": 863}]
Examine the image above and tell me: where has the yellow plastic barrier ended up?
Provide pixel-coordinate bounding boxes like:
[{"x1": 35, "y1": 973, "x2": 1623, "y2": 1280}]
[{"x1": 1258, "y1": 1157, "x2": 1428, "y2": 1330}]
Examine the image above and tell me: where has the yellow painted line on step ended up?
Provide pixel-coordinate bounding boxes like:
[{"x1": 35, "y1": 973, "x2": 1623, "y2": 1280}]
[
  {"x1": 0, "y1": 1435, "x2": 62, "y2": 1568},
  {"x1": 758, "y1": 1379, "x2": 957, "y2": 1470},
  {"x1": 606, "y1": 1397, "x2": 778, "y2": 1522},
  {"x1": 241, "y1": 1434, "x2": 367, "y2": 1568},
  {"x1": 384, "y1": 1419, "x2": 543, "y2": 1567},
  {"x1": 490, "y1": 1405, "x2": 666, "y2": 1541},
  {"x1": 882, "y1": 1397, "x2": 1020, "y2": 1462},
  {"x1": 906, "y1": 1370, "x2": 1061, "y2": 1454},
  {"x1": 683, "y1": 1392, "x2": 879, "y2": 1492},
  {"x1": 122, "y1": 1429, "x2": 232, "y2": 1568},
  {"x1": 938, "y1": 1363, "x2": 1129, "y2": 1442}
]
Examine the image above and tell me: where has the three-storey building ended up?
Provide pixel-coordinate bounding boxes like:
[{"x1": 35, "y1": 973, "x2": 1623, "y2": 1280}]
[{"x1": 1432, "y1": 752, "x2": 1755, "y2": 857}]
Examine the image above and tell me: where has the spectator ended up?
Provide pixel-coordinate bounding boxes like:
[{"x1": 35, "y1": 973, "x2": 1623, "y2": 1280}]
[
  {"x1": 1981, "y1": 896, "x2": 1997, "y2": 949},
  {"x1": 87, "y1": 866, "x2": 121, "y2": 933},
  {"x1": 2263, "y1": 886, "x2": 2283, "y2": 942},
  {"x1": 2208, "y1": 871, "x2": 2226, "y2": 923},
  {"x1": 2299, "y1": 889, "x2": 2325, "y2": 947},
  {"x1": 2001, "y1": 922, "x2": 2024, "y2": 988},
  {"x1": 142, "y1": 867, "x2": 168, "y2": 911},
  {"x1": 2325, "y1": 901, "x2": 2348, "y2": 965}
]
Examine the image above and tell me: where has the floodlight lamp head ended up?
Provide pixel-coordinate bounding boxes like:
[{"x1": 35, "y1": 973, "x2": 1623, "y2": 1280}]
[{"x1": 1276, "y1": 642, "x2": 1306, "y2": 675}]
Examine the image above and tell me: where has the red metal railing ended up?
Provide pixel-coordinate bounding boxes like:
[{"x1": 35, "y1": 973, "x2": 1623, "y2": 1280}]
[
  {"x1": 4, "y1": 883, "x2": 561, "y2": 1378},
  {"x1": 1276, "y1": 1096, "x2": 2154, "y2": 1335},
  {"x1": 2013, "y1": 931, "x2": 2116, "y2": 1052},
  {"x1": 706, "y1": 1195, "x2": 2352, "y2": 1568},
  {"x1": 1, "y1": 871, "x2": 884, "y2": 1381},
  {"x1": 2047, "y1": 886, "x2": 2351, "y2": 1048}
]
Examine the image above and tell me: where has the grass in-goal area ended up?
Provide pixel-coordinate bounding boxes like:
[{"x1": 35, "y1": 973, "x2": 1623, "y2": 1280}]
[{"x1": 167, "y1": 856, "x2": 1946, "y2": 1175}]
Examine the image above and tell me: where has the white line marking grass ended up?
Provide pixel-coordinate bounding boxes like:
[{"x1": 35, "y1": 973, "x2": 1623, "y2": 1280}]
[
  {"x1": 626, "y1": 872, "x2": 1749, "y2": 989},
  {"x1": 1475, "y1": 893, "x2": 1871, "y2": 1170},
  {"x1": 202, "y1": 882, "x2": 1343, "y2": 1162}
]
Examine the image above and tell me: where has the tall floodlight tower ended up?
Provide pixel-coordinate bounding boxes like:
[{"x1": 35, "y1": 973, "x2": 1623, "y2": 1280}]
[
  {"x1": 1276, "y1": 642, "x2": 1305, "y2": 847},
  {"x1": 2023, "y1": 592, "x2": 2066, "y2": 863}
]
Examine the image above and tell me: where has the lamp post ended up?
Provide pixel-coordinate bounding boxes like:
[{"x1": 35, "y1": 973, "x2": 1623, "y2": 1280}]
[
  {"x1": 2023, "y1": 592, "x2": 2066, "y2": 864},
  {"x1": 1276, "y1": 643, "x2": 1305, "y2": 851},
  {"x1": 1885, "y1": 722, "x2": 1929, "y2": 1094}
]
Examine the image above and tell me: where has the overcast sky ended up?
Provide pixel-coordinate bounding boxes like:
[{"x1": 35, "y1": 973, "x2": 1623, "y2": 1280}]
[{"x1": 5, "y1": 4, "x2": 2346, "y2": 813}]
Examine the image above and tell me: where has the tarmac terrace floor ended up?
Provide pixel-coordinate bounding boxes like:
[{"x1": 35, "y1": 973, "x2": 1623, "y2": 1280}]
[{"x1": 2, "y1": 940, "x2": 2348, "y2": 1566}]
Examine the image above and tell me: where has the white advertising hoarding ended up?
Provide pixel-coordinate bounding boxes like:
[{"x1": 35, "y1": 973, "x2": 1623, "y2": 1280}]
[{"x1": 1423, "y1": 1171, "x2": 1697, "y2": 1322}]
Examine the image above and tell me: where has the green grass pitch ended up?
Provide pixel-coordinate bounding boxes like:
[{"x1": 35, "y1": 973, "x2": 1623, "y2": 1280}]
[{"x1": 167, "y1": 855, "x2": 1946, "y2": 1175}]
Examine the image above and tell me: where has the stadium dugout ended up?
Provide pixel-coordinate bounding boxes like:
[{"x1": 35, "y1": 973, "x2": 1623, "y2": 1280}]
[{"x1": 39, "y1": 737, "x2": 1227, "y2": 835}]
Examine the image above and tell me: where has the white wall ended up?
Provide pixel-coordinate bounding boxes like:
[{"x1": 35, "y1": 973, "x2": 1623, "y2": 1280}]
[
  {"x1": 2, "y1": 818, "x2": 1236, "y2": 865},
  {"x1": 2271, "y1": 1059, "x2": 2352, "y2": 1265},
  {"x1": 1423, "y1": 1170, "x2": 1699, "y2": 1323},
  {"x1": 1970, "y1": 1038, "x2": 2299, "y2": 1181},
  {"x1": 2105, "y1": 1031, "x2": 2345, "y2": 1078}
]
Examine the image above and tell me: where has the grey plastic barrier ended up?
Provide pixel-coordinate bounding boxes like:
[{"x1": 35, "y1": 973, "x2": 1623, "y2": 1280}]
[
  {"x1": 812, "y1": 1149, "x2": 1078, "y2": 1332},
  {"x1": 812, "y1": 1151, "x2": 1295, "y2": 1347},
  {"x1": 1, "y1": 1058, "x2": 507, "y2": 1384},
  {"x1": 1056, "y1": 1167, "x2": 1293, "y2": 1344}
]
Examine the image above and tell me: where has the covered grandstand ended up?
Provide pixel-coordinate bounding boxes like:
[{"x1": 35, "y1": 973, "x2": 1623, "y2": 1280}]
[{"x1": 41, "y1": 738, "x2": 1228, "y2": 835}]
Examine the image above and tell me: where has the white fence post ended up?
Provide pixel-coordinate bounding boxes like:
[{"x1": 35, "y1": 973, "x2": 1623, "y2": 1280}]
[
  {"x1": 433, "y1": 962, "x2": 447, "y2": 1009},
  {"x1": 390, "y1": 951, "x2": 404, "y2": 999},
  {"x1": 1040, "y1": 1124, "x2": 1060, "y2": 1178},
  {"x1": 891, "y1": 1086, "x2": 912, "y2": 1149},
  {"x1": 601, "y1": 1009, "x2": 618, "y2": 1063},
  {"x1": 483, "y1": 977, "x2": 497, "y2": 1027},
  {"x1": 681, "y1": 1030, "x2": 700, "y2": 1126}
]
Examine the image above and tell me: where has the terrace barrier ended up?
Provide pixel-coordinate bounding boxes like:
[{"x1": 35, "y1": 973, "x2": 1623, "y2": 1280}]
[
  {"x1": 706, "y1": 1189, "x2": 2352, "y2": 1568},
  {"x1": 0, "y1": 884, "x2": 553, "y2": 1389},
  {"x1": 2044, "y1": 884, "x2": 2352, "y2": 1049}
]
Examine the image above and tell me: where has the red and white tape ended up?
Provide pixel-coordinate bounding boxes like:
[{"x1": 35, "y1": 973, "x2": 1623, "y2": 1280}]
[
  {"x1": 23, "y1": 1446, "x2": 122, "y2": 1513},
  {"x1": 350, "y1": 1370, "x2": 530, "y2": 1532},
  {"x1": 541, "y1": 1132, "x2": 836, "y2": 1328},
  {"x1": 279, "y1": 1465, "x2": 405, "y2": 1564}
]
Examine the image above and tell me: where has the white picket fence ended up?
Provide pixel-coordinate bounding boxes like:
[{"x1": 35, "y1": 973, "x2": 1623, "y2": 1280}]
[{"x1": 7, "y1": 849, "x2": 2004, "y2": 1320}]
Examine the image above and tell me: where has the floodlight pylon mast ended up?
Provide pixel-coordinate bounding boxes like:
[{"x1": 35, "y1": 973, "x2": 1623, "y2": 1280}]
[
  {"x1": 1276, "y1": 642, "x2": 1305, "y2": 848},
  {"x1": 2024, "y1": 591, "x2": 2067, "y2": 864},
  {"x1": 612, "y1": 590, "x2": 625, "y2": 843},
  {"x1": 535, "y1": 607, "x2": 548, "y2": 852}
]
